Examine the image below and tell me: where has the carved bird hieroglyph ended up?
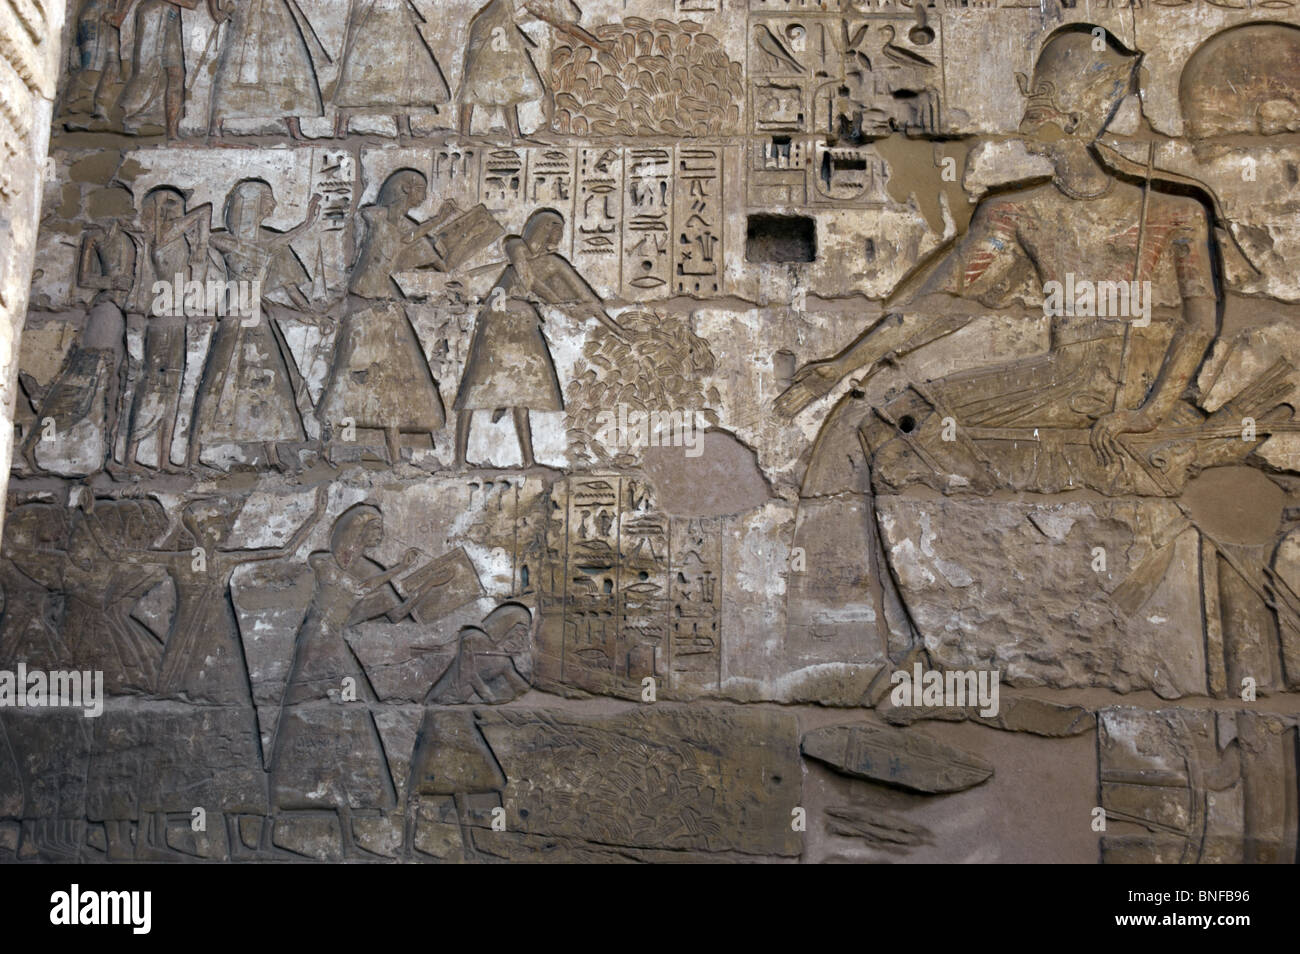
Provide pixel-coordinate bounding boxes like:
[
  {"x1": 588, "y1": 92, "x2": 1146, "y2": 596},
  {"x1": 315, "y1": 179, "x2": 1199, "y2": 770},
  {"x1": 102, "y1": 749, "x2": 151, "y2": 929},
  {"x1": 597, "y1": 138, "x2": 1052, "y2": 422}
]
[
  {"x1": 755, "y1": 24, "x2": 804, "y2": 73},
  {"x1": 880, "y1": 24, "x2": 935, "y2": 70}
]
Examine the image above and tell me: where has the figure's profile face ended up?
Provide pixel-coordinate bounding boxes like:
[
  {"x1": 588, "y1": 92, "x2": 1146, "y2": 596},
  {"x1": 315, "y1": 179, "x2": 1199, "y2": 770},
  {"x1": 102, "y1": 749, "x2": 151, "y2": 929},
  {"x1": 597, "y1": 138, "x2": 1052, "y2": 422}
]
[
  {"x1": 159, "y1": 194, "x2": 184, "y2": 223},
  {"x1": 379, "y1": 172, "x2": 427, "y2": 213},
  {"x1": 405, "y1": 179, "x2": 427, "y2": 210},
  {"x1": 544, "y1": 219, "x2": 563, "y2": 250},
  {"x1": 1018, "y1": 79, "x2": 1076, "y2": 143},
  {"x1": 143, "y1": 192, "x2": 183, "y2": 230},
  {"x1": 524, "y1": 213, "x2": 564, "y2": 252},
  {"x1": 1015, "y1": 27, "x2": 1139, "y2": 147},
  {"x1": 333, "y1": 510, "x2": 383, "y2": 565},
  {"x1": 230, "y1": 184, "x2": 273, "y2": 236}
]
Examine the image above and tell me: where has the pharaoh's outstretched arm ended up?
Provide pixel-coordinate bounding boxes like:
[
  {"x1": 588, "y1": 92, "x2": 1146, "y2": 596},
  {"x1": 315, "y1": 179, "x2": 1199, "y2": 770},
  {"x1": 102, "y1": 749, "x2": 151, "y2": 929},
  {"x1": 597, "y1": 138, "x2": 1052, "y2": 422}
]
[
  {"x1": 775, "y1": 201, "x2": 1023, "y2": 418},
  {"x1": 773, "y1": 298, "x2": 976, "y2": 419},
  {"x1": 855, "y1": 200, "x2": 1031, "y2": 368},
  {"x1": 842, "y1": 298, "x2": 977, "y2": 375}
]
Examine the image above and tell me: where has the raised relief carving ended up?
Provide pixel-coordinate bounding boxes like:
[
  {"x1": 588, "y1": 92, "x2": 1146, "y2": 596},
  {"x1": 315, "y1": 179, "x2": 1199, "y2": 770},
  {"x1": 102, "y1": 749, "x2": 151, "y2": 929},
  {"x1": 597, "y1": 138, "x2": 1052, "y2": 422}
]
[
  {"x1": 9, "y1": 1, "x2": 1300, "y2": 866},
  {"x1": 459, "y1": 0, "x2": 546, "y2": 138},
  {"x1": 189, "y1": 179, "x2": 322, "y2": 471},
  {"x1": 117, "y1": 0, "x2": 196, "y2": 139},
  {"x1": 206, "y1": 0, "x2": 326, "y2": 139},
  {"x1": 38, "y1": 497, "x2": 172, "y2": 694},
  {"x1": 563, "y1": 308, "x2": 717, "y2": 467},
  {"x1": 453, "y1": 207, "x2": 620, "y2": 469},
  {"x1": 333, "y1": 0, "x2": 450, "y2": 138},
  {"x1": 20, "y1": 187, "x2": 133, "y2": 477},
  {"x1": 426, "y1": 602, "x2": 531, "y2": 704},
  {"x1": 124, "y1": 185, "x2": 219, "y2": 473},
  {"x1": 269, "y1": 500, "x2": 456, "y2": 857},
  {"x1": 778, "y1": 26, "x2": 1300, "y2": 702},
  {"x1": 319, "y1": 169, "x2": 453, "y2": 465},
  {"x1": 1099, "y1": 708, "x2": 1298, "y2": 863},
  {"x1": 535, "y1": 474, "x2": 724, "y2": 697},
  {"x1": 1180, "y1": 23, "x2": 1300, "y2": 139},
  {"x1": 550, "y1": 16, "x2": 744, "y2": 137},
  {"x1": 750, "y1": 3, "x2": 947, "y2": 141},
  {"x1": 62, "y1": 0, "x2": 126, "y2": 128},
  {"x1": 86, "y1": 488, "x2": 323, "y2": 708}
]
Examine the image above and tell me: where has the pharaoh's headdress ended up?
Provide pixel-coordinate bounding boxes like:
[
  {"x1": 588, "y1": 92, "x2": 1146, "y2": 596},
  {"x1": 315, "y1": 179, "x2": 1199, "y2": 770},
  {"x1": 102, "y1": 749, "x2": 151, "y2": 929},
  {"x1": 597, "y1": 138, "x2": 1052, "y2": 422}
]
[{"x1": 1016, "y1": 25, "x2": 1141, "y2": 140}]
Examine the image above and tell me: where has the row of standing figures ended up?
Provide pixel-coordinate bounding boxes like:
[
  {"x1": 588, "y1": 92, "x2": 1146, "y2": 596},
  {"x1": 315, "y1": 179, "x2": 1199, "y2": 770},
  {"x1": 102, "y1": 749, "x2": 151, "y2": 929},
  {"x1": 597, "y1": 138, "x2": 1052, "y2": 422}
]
[
  {"x1": 22, "y1": 167, "x2": 623, "y2": 478},
  {"x1": 67, "y1": 0, "x2": 563, "y2": 140},
  {"x1": 2, "y1": 482, "x2": 530, "y2": 861}
]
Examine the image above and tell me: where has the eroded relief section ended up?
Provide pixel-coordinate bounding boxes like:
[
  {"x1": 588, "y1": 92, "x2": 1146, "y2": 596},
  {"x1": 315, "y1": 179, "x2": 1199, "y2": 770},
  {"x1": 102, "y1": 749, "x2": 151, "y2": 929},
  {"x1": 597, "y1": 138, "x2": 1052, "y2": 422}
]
[
  {"x1": 1, "y1": 0, "x2": 64, "y2": 538},
  {"x1": 2, "y1": 0, "x2": 1300, "y2": 863}
]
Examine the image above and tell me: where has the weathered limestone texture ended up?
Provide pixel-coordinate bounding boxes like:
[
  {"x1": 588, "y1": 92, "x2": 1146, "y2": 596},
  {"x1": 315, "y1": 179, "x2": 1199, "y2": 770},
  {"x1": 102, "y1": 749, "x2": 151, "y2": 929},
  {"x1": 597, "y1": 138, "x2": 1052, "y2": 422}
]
[
  {"x1": 1, "y1": 0, "x2": 1299, "y2": 863},
  {"x1": 0, "y1": 0, "x2": 64, "y2": 539}
]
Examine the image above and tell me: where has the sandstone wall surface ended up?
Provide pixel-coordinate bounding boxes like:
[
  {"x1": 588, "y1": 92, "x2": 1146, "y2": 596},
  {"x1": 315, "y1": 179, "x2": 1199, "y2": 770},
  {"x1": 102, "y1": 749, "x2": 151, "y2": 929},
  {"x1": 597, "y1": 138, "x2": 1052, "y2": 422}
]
[{"x1": 1, "y1": 0, "x2": 1298, "y2": 863}]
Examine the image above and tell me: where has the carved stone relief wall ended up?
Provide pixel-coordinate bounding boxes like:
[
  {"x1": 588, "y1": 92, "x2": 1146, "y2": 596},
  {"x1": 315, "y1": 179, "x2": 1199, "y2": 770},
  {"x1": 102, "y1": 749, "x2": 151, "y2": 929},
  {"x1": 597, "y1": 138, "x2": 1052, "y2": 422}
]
[
  {"x1": 1, "y1": 0, "x2": 64, "y2": 541},
  {"x1": 1, "y1": 0, "x2": 1299, "y2": 863}
]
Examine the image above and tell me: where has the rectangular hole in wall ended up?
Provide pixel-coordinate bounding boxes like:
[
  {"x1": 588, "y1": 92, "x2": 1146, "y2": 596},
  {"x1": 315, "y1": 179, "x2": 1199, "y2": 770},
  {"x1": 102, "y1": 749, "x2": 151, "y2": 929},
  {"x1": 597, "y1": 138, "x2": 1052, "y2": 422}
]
[{"x1": 746, "y1": 214, "x2": 816, "y2": 263}]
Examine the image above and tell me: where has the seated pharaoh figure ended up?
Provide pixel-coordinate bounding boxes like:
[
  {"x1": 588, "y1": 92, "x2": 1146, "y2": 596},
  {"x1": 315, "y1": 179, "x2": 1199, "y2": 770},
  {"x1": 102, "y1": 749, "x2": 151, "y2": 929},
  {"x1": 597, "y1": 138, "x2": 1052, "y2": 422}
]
[
  {"x1": 779, "y1": 24, "x2": 1299, "y2": 702},
  {"x1": 778, "y1": 25, "x2": 1289, "y2": 499}
]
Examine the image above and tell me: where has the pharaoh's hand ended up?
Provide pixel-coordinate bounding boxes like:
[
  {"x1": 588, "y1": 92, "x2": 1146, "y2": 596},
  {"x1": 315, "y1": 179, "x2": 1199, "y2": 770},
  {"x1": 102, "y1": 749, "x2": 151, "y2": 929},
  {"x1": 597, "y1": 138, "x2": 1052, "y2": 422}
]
[
  {"x1": 1089, "y1": 408, "x2": 1157, "y2": 468},
  {"x1": 400, "y1": 548, "x2": 422, "y2": 571},
  {"x1": 774, "y1": 357, "x2": 847, "y2": 419}
]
